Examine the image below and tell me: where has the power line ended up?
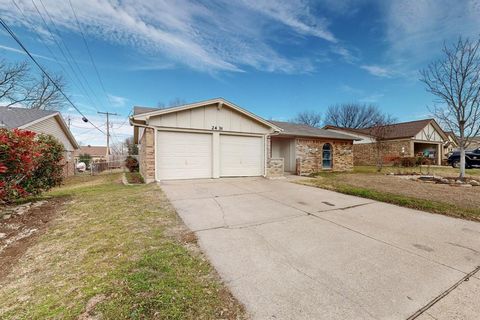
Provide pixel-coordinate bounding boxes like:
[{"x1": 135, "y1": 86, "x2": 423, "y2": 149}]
[
  {"x1": 0, "y1": 16, "x2": 106, "y2": 135},
  {"x1": 67, "y1": 0, "x2": 115, "y2": 111},
  {"x1": 11, "y1": 0, "x2": 98, "y2": 114},
  {"x1": 97, "y1": 111, "x2": 118, "y2": 161},
  {"x1": 37, "y1": 0, "x2": 103, "y2": 110},
  {"x1": 30, "y1": 0, "x2": 102, "y2": 112}
]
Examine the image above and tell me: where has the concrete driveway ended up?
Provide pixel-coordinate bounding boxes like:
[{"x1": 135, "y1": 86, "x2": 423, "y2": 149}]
[{"x1": 161, "y1": 177, "x2": 480, "y2": 320}]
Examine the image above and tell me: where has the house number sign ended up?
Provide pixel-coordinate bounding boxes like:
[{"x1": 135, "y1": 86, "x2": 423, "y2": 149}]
[{"x1": 211, "y1": 126, "x2": 223, "y2": 131}]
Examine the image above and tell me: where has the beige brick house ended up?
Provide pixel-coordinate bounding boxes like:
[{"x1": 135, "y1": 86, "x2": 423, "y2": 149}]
[
  {"x1": 325, "y1": 119, "x2": 449, "y2": 166},
  {"x1": 130, "y1": 98, "x2": 355, "y2": 182}
]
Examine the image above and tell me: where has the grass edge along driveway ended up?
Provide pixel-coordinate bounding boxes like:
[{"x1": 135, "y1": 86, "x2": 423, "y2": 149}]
[
  {"x1": 299, "y1": 166, "x2": 480, "y2": 222},
  {"x1": 0, "y1": 173, "x2": 245, "y2": 320}
]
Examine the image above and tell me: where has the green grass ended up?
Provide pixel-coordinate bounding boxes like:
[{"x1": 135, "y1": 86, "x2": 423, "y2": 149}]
[
  {"x1": 0, "y1": 173, "x2": 244, "y2": 320},
  {"x1": 301, "y1": 174, "x2": 480, "y2": 221}
]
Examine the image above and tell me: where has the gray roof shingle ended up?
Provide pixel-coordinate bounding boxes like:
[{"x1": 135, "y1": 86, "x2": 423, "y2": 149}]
[
  {"x1": 0, "y1": 106, "x2": 57, "y2": 129},
  {"x1": 271, "y1": 121, "x2": 357, "y2": 140},
  {"x1": 133, "y1": 106, "x2": 161, "y2": 115}
]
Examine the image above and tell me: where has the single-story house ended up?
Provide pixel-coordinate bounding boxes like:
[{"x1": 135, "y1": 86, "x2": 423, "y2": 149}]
[
  {"x1": 443, "y1": 131, "x2": 459, "y2": 158},
  {"x1": 74, "y1": 145, "x2": 108, "y2": 163},
  {"x1": 0, "y1": 106, "x2": 79, "y2": 176},
  {"x1": 467, "y1": 136, "x2": 480, "y2": 150},
  {"x1": 130, "y1": 98, "x2": 355, "y2": 182},
  {"x1": 324, "y1": 119, "x2": 448, "y2": 166}
]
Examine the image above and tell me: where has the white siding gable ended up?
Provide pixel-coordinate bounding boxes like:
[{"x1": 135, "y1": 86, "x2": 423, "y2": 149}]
[
  {"x1": 25, "y1": 116, "x2": 75, "y2": 151},
  {"x1": 148, "y1": 104, "x2": 272, "y2": 134},
  {"x1": 326, "y1": 129, "x2": 374, "y2": 144},
  {"x1": 415, "y1": 123, "x2": 444, "y2": 142}
]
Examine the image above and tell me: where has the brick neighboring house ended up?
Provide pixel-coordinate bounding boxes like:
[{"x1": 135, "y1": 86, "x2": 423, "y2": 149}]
[
  {"x1": 0, "y1": 106, "x2": 79, "y2": 176},
  {"x1": 130, "y1": 98, "x2": 355, "y2": 182},
  {"x1": 324, "y1": 119, "x2": 449, "y2": 166},
  {"x1": 74, "y1": 145, "x2": 108, "y2": 164}
]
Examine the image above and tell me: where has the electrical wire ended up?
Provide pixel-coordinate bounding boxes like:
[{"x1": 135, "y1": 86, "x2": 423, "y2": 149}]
[
  {"x1": 0, "y1": 16, "x2": 106, "y2": 135},
  {"x1": 30, "y1": 0, "x2": 102, "y2": 112},
  {"x1": 67, "y1": 0, "x2": 115, "y2": 111}
]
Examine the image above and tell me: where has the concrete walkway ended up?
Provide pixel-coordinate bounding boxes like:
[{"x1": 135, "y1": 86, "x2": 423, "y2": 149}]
[{"x1": 161, "y1": 177, "x2": 480, "y2": 320}]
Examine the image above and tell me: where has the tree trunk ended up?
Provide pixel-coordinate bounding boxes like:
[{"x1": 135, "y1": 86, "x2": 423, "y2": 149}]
[{"x1": 460, "y1": 147, "x2": 466, "y2": 179}]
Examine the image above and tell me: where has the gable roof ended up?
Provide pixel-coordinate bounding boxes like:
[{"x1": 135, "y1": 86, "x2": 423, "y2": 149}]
[
  {"x1": 131, "y1": 98, "x2": 282, "y2": 131},
  {"x1": 271, "y1": 121, "x2": 357, "y2": 140},
  {"x1": 0, "y1": 106, "x2": 79, "y2": 149},
  {"x1": 74, "y1": 145, "x2": 108, "y2": 157},
  {"x1": 324, "y1": 119, "x2": 447, "y2": 141},
  {"x1": 0, "y1": 106, "x2": 57, "y2": 128},
  {"x1": 133, "y1": 106, "x2": 160, "y2": 115}
]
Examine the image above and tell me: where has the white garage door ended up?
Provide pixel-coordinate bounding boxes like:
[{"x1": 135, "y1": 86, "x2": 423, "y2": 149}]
[
  {"x1": 220, "y1": 135, "x2": 263, "y2": 177},
  {"x1": 157, "y1": 131, "x2": 212, "y2": 180}
]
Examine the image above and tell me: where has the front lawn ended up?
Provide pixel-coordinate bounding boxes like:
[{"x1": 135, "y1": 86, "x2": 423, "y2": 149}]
[
  {"x1": 0, "y1": 173, "x2": 245, "y2": 319},
  {"x1": 300, "y1": 166, "x2": 480, "y2": 222}
]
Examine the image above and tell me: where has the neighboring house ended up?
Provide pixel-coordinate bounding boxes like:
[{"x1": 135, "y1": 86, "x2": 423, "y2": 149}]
[
  {"x1": 74, "y1": 145, "x2": 108, "y2": 163},
  {"x1": 443, "y1": 131, "x2": 459, "y2": 158},
  {"x1": 0, "y1": 106, "x2": 79, "y2": 176},
  {"x1": 130, "y1": 98, "x2": 356, "y2": 183},
  {"x1": 325, "y1": 119, "x2": 448, "y2": 166},
  {"x1": 467, "y1": 136, "x2": 480, "y2": 150}
]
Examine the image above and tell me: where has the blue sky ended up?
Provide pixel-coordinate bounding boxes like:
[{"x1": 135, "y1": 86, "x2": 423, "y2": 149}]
[{"x1": 1, "y1": 0, "x2": 480, "y2": 145}]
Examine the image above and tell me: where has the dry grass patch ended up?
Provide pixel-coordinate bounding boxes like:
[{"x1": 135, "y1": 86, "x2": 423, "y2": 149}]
[
  {"x1": 300, "y1": 167, "x2": 480, "y2": 222},
  {"x1": 0, "y1": 173, "x2": 245, "y2": 320}
]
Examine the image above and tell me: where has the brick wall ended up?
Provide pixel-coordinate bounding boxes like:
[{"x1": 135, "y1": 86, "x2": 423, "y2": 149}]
[
  {"x1": 296, "y1": 138, "x2": 353, "y2": 175},
  {"x1": 353, "y1": 140, "x2": 411, "y2": 166},
  {"x1": 139, "y1": 127, "x2": 156, "y2": 183}
]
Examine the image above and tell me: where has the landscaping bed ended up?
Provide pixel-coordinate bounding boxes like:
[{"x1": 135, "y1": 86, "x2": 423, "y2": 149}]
[
  {"x1": 124, "y1": 171, "x2": 144, "y2": 184},
  {"x1": 301, "y1": 166, "x2": 480, "y2": 222},
  {"x1": 0, "y1": 173, "x2": 245, "y2": 319}
]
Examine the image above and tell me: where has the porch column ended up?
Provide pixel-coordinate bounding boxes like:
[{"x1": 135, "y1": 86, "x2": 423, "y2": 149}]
[{"x1": 437, "y1": 143, "x2": 442, "y2": 165}]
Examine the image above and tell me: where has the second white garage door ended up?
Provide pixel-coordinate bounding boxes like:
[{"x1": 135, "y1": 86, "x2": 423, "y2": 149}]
[
  {"x1": 220, "y1": 135, "x2": 263, "y2": 177},
  {"x1": 157, "y1": 131, "x2": 212, "y2": 180}
]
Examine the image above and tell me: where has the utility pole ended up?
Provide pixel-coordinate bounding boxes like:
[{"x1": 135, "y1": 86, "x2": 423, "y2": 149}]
[{"x1": 97, "y1": 111, "x2": 118, "y2": 162}]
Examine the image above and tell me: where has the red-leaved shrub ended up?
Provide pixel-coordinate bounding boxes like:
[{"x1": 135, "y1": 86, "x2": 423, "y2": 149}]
[{"x1": 0, "y1": 128, "x2": 65, "y2": 203}]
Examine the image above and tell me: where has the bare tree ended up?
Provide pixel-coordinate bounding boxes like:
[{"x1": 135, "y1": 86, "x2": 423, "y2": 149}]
[
  {"x1": 368, "y1": 115, "x2": 397, "y2": 172},
  {"x1": 157, "y1": 97, "x2": 187, "y2": 109},
  {"x1": 324, "y1": 103, "x2": 385, "y2": 128},
  {"x1": 27, "y1": 74, "x2": 67, "y2": 110},
  {"x1": 0, "y1": 59, "x2": 67, "y2": 110},
  {"x1": 0, "y1": 60, "x2": 29, "y2": 106},
  {"x1": 291, "y1": 110, "x2": 322, "y2": 127},
  {"x1": 420, "y1": 37, "x2": 480, "y2": 178}
]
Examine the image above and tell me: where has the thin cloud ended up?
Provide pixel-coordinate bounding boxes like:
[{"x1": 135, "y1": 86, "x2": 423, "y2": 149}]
[
  {"x1": 0, "y1": 44, "x2": 59, "y2": 63},
  {"x1": 360, "y1": 65, "x2": 393, "y2": 78},
  {"x1": 0, "y1": 0, "x2": 339, "y2": 73},
  {"x1": 107, "y1": 94, "x2": 128, "y2": 107}
]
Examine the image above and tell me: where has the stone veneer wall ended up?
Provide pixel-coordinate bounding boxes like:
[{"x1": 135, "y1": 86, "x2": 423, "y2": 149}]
[
  {"x1": 353, "y1": 140, "x2": 411, "y2": 166},
  {"x1": 139, "y1": 127, "x2": 156, "y2": 183},
  {"x1": 267, "y1": 158, "x2": 284, "y2": 178},
  {"x1": 296, "y1": 138, "x2": 353, "y2": 175}
]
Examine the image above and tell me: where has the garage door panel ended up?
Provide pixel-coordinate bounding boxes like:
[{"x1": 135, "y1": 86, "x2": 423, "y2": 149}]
[
  {"x1": 220, "y1": 135, "x2": 263, "y2": 177},
  {"x1": 157, "y1": 131, "x2": 212, "y2": 180}
]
